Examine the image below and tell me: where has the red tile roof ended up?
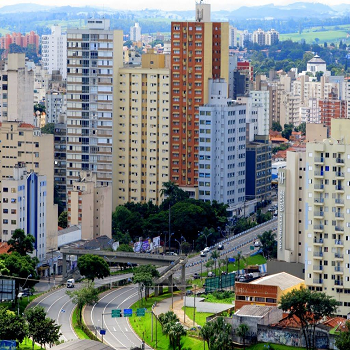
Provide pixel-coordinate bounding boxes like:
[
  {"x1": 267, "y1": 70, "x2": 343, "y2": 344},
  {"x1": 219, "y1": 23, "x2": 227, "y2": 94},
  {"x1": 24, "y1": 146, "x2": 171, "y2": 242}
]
[
  {"x1": 19, "y1": 123, "x2": 35, "y2": 128},
  {"x1": 0, "y1": 242, "x2": 11, "y2": 255}
]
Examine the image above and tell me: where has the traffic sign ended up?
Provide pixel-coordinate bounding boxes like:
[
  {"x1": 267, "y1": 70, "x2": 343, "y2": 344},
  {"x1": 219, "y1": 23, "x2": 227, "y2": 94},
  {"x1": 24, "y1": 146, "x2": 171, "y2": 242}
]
[
  {"x1": 124, "y1": 308, "x2": 132, "y2": 317},
  {"x1": 100, "y1": 329, "x2": 106, "y2": 335},
  {"x1": 112, "y1": 309, "x2": 121, "y2": 318},
  {"x1": 250, "y1": 246, "x2": 254, "y2": 250},
  {"x1": 136, "y1": 308, "x2": 146, "y2": 316}
]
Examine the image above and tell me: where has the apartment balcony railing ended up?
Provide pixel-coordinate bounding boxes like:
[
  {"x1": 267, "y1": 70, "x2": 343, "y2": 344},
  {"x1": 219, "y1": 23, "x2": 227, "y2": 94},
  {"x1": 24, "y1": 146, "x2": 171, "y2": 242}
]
[
  {"x1": 335, "y1": 267, "x2": 344, "y2": 272},
  {"x1": 313, "y1": 252, "x2": 323, "y2": 257}
]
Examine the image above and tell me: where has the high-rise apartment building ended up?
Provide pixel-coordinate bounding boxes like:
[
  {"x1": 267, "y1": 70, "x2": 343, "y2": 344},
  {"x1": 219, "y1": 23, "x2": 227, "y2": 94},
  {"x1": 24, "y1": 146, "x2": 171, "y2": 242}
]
[
  {"x1": 0, "y1": 53, "x2": 34, "y2": 124},
  {"x1": 0, "y1": 31, "x2": 39, "y2": 53},
  {"x1": 67, "y1": 171, "x2": 112, "y2": 240},
  {"x1": 198, "y1": 79, "x2": 246, "y2": 205},
  {"x1": 277, "y1": 151, "x2": 306, "y2": 264},
  {"x1": 229, "y1": 26, "x2": 237, "y2": 48},
  {"x1": 114, "y1": 53, "x2": 170, "y2": 206},
  {"x1": 0, "y1": 121, "x2": 57, "y2": 252},
  {"x1": 252, "y1": 28, "x2": 266, "y2": 46},
  {"x1": 239, "y1": 30, "x2": 252, "y2": 48},
  {"x1": 130, "y1": 23, "x2": 142, "y2": 42},
  {"x1": 42, "y1": 26, "x2": 67, "y2": 79},
  {"x1": 304, "y1": 119, "x2": 350, "y2": 317},
  {"x1": 66, "y1": 19, "x2": 123, "y2": 191},
  {"x1": 1, "y1": 165, "x2": 48, "y2": 260},
  {"x1": 170, "y1": 4, "x2": 229, "y2": 192},
  {"x1": 265, "y1": 29, "x2": 279, "y2": 46}
]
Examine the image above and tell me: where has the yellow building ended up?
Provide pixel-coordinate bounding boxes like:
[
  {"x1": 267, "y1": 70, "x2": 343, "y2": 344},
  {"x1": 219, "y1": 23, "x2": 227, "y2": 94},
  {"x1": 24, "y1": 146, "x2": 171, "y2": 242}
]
[
  {"x1": 67, "y1": 171, "x2": 111, "y2": 240},
  {"x1": 113, "y1": 53, "x2": 170, "y2": 206},
  {"x1": 305, "y1": 118, "x2": 350, "y2": 317},
  {"x1": 0, "y1": 121, "x2": 58, "y2": 251}
]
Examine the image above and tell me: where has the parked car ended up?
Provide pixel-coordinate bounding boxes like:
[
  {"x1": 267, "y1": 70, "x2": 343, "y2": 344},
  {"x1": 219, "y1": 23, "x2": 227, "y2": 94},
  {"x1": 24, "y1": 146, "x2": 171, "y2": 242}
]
[
  {"x1": 186, "y1": 290, "x2": 193, "y2": 296},
  {"x1": 208, "y1": 271, "x2": 215, "y2": 278},
  {"x1": 193, "y1": 273, "x2": 200, "y2": 279},
  {"x1": 22, "y1": 288, "x2": 33, "y2": 296},
  {"x1": 218, "y1": 244, "x2": 224, "y2": 250},
  {"x1": 254, "y1": 241, "x2": 261, "y2": 247},
  {"x1": 165, "y1": 252, "x2": 178, "y2": 256}
]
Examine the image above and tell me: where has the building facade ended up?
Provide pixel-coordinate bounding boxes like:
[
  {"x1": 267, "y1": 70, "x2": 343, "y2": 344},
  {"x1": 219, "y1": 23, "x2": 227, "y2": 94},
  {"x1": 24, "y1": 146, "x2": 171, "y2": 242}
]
[
  {"x1": 130, "y1": 23, "x2": 142, "y2": 42},
  {"x1": 67, "y1": 171, "x2": 112, "y2": 240},
  {"x1": 304, "y1": 119, "x2": 350, "y2": 316},
  {"x1": 198, "y1": 79, "x2": 246, "y2": 205},
  {"x1": 66, "y1": 19, "x2": 123, "y2": 191},
  {"x1": 114, "y1": 53, "x2": 170, "y2": 205},
  {"x1": 169, "y1": 16, "x2": 229, "y2": 192},
  {"x1": 41, "y1": 26, "x2": 67, "y2": 79}
]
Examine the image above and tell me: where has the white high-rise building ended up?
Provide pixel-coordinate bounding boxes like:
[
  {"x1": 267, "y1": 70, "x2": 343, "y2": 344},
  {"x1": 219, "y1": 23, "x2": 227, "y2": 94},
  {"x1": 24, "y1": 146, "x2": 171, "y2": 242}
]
[
  {"x1": 198, "y1": 79, "x2": 246, "y2": 205},
  {"x1": 229, "y1": 26, "x2": 237, "y2": 48},
  {"x1": 42, "y1": 26, "x2": 67, "y2": 79},
  {"x1": 239, "y1": 30, "x2": 252, "y2": 48},
  {"x1": 130, "y1": 23, "x2": 142, "y2": 42},
  {"x1": 66, "y1": 19, "x2": 123, "y2": 190}
]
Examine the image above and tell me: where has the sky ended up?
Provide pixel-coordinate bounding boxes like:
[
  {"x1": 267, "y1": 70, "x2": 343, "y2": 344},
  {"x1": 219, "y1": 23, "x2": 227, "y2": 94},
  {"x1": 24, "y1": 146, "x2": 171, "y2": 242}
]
[{"x1": 1, "y1": 0, "x2": 345, "y2": 12}]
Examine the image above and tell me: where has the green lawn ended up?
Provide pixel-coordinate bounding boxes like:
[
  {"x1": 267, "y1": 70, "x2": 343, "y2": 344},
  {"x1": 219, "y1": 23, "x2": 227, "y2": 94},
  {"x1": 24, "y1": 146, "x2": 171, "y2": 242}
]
[
  {"x1": 19, "y1": 338, "x2": 42, "y2": 349},
  {"x1": 280, "y1": 25, "x2": 350, "y2": 44},
  {"x1": 182, "y1": 306, "x2": 212, "y2": 327},
  {"x1": 1, "y1": 293, "x2": 42, "y2": 315},
  {"x1": 246, "y1": 344, "x2": 305, "y2": 350},
  {"x1": 202, "y1": 291, "x2": 235, "y2": 304},
  {"x1": 72, "y1": 306, "x2": 90, "y2": 340},
  {"x1": 129, "y1": 292, "x2": 203, "y2": 350}
]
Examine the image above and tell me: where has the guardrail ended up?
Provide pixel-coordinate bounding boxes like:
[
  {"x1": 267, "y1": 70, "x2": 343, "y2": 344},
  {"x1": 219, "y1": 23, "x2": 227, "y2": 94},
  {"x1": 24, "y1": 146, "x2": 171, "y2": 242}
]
[{"x1": 185, "y1": 218, "x2": 277, "y2": 268}]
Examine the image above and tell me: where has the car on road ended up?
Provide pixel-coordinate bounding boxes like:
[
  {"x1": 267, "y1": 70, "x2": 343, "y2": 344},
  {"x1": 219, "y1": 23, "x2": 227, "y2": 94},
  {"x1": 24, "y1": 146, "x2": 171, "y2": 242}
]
[
  {"x1": 254, "y1": 241, "x2": 261, "y2": 247},
  {"x1": 66, "y1": 278, "x2": 75, "y2": 288},
  {"x1": 22, "y1": 288, "x2": 33, "y2": 296},
  {"x1": 218, "y1": 243, "x2": 224, "y2": 250},
  {"x1": 208, "y1": 272, "x2": 215, "y2": 278},
  {"x1": 165, "y1": 252, "x2": 178, "y2": 256},
  {"x1": 193, "y1": 273, "x2": 200, "y2": 279},
  {"x1": 200, "y1": 251, "x2": 207, "y2": 257},
  {"x1": 203, "y1": 247, "x2": 210, "y2": 253}
]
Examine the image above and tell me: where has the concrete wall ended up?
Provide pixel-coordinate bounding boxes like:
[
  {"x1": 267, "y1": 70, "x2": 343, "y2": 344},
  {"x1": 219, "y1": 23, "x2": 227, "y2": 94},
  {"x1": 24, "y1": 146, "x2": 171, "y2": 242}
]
[
  {"x1": 258, "y1": 325, "x2": 330, "y2": 349},
  {"x1": 184, "y1": 297, "x2": 233, "y2": 313},
  {"x1": 267, "y1": 260, "x2": 305, "y2": 279},
  {"x1": 58, "y1": 228, "x2": 81, "y2": 247}
]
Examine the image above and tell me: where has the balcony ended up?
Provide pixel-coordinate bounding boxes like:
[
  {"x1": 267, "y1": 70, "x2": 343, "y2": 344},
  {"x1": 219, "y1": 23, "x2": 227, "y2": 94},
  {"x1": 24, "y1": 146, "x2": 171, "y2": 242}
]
[
  {"x1": 335, "y1": 185, "x2": 344, "y2": 192},
  {"x1": 335, "y1": 212, "x2": 344, "y2": 219},
  {"x1": 314, "y1": 184, "x2": 324, "y2": 191},
  {"x1": 336, "y1": 172, "x2": 345, "y2": 178},
  {"x1": 335, "y1": 240, "x2": 344, "y2": 246},
  {"x1": 313, "y1": 265, "x2": 323, "y2": 272},
  {"x1": 314, "y1": 198, "x2": 324, "y2": 205},
  {"x1": 313, "y1": 278, "x2": 323, "y2": 284},
  {"x1": 314, "y1": 157, "x2": 324, "y2": 164},
  {"x1": 334, "y1": 253, "x2": 344, "y2": 259},
  {"x1": 335, "y1": 199, "x2": 344, "y2": 205},
  {"x1": 335, "y1": 226, "x2": 344, "y2": 233},
  {"x1": 314, "y1": 211, "x2": 324, "y2": 218},
  {"x1": 313, "y1": 225, "x2": 324, "y2": 232},
  {"x1": 336, "y1": 158, "x2": 345, "y2": 165},
  {"x1": 334, "y1": 266, "x2": 344, "y2": 273},
  {"x1": 314, "y1": 171, "x2": 324, "y2": 177},
  {"x1": 334, "y1": 280, "x2": 344, "y2": 286},
  {"x1": 314, "y1": 238, "x2": 324, "y2": 245},
  {"x1": 313, "y1": 251, "x2": 323, "y2": 258}
]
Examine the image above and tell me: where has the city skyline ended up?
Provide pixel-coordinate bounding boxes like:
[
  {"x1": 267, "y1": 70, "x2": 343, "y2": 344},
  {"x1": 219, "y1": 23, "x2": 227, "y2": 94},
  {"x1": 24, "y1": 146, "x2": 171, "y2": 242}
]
[{"x1": 0, "y1": 0, "x2": 346, "y2": 12}]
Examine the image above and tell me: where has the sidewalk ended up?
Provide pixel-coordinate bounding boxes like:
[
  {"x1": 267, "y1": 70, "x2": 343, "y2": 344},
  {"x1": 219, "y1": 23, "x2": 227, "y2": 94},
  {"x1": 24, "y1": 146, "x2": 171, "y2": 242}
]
[
  {"x1": 34, "y1": 276, "x2": 64, "y2": 293},
  {"x1": 153, "y1": 294, "x2": 199, "y2": 329}
]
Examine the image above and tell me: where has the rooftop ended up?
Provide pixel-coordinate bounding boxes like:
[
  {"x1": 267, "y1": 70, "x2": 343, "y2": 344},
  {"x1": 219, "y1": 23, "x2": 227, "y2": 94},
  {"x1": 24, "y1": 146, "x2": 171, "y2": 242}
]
[
  {"x1": 250, "y1": 272, "x2": 304, "y2": 290},
  {"x1": 235, "y1": 305, "x2": 275, "y2": 318},
  {"x1": 308, "y1": 54, "x2": 326, "y2": 64}
]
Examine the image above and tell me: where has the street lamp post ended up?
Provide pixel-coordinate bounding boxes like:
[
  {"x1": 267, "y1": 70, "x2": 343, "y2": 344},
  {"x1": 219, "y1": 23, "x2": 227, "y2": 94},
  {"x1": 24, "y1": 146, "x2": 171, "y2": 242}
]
[
  {"x1": 199, "y1": 231, "x2": 212, "y2": 248},
  {"x1": 18, "y1": 274, "x2": 32, "y2": 315},
  {"x1": 174, "y1": 239, "x2": 181, "y2": 255}
]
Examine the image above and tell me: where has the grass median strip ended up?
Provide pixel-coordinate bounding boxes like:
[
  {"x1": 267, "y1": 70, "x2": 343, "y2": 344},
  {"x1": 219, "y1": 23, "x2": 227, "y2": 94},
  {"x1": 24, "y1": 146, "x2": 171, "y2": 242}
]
[{"x1": 72, "y1": 306, "x2": 90, "y2": 340}]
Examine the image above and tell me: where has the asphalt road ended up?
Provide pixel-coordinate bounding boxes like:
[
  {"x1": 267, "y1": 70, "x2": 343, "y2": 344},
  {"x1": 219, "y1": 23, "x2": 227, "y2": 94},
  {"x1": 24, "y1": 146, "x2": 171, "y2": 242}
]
[
  {"x1": 35, "y1": 218, "x2": 277, "y2": 347},
  {"x1": 89, "y1": 285, "x2": 152, "y2": 349}
]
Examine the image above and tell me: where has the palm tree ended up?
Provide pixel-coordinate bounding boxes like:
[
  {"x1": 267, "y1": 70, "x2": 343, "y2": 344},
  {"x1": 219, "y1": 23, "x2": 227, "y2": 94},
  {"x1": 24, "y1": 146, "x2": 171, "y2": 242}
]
[
  {"x1": 169, "y1": 322, "x2": 186, "y2": 350},
  {"x1": 205, "y1": 260, "x2": 214, "y2": 276},
  {"x1": 233, "y1": 251, "x2": 246, "y2": 275},
  {"x1": 257, "y1": 230, "x2": 277, "y2": 259},
  {"x1": 236, "y1": 323, "x2": 249, "y2": 350},
  {"x1": 200, "y1": 321, "x2": 214, "y2": 349},
  {"x1": 159, "y1": 311, "x2": 180, "y2": 348},
  {"x1": 211, "y1": 250, "x2": 220, "y2": 275}
]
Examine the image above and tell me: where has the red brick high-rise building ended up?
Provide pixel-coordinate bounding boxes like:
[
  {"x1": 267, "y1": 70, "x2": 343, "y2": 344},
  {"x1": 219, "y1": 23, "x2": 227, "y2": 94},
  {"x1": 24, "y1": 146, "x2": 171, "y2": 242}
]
[
  {"x1": 0, "y1": 31, "x2": 39, "y2": 53},
  {"x1": 170, "y1": 4, "x2": 229, "y2": 194}
]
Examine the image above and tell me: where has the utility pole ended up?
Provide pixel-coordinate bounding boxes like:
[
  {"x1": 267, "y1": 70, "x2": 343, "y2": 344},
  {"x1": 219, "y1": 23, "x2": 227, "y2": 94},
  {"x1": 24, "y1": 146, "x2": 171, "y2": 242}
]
[
  {"x1": 168, "y1": 203, "x2": 171, "y2": 252},
  {"x1": 193, "y1": 284, "x2": 196, "y2": 327}
]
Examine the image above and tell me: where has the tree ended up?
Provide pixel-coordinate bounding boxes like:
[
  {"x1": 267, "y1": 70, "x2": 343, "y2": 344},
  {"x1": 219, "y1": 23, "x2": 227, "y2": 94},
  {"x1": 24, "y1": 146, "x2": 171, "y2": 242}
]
[
  {"x1": 133, "y1": 265, "x2": 159, "y2": 302},
  {"x1": 233, "y1": 251, "x2": 246, "y2": 274},
  {"x1": 168, "y1": 322, "x2": 186, "y2": 350},
  {"x1": 279, "y1": 287, "x2": 337, "y2": 350},
  {"x1": 271, "y1": 121, "x2": 282, "y2": 132},
  {"x1": 66, "y1": 283, "x2": 99, "y2": 322},
  {"x1": 181, "y1": 241, "x2": 191, "y2": 255},
  {"x1": 77, "y1": 254, "x2": 110, "y2": 282},
  {"x1": 26, "y1": 306, "x2": 61, "y2": 349},
  {"x1": 236, "y1": 323, "x2": 249, "y2": 350},
  {"x1": 159, "y1": 311, "x2": 186, "y2": 350},
  {"x1": 58, "y1": 211, "x2": 67, "y2": 228},
  {"x1": 335, "y1": 321, "x2": 350, "y2": 350},
  {"x1": 41, "y1": 122, "x2": 54, "y2": 134},
  {"x1": 0, "y1": 307, "x2": 28, "y2": 345},
  {"x1": 258, "y1": 230, "x2": 277, "y2": 259},
  {"x1": 160, "y1": 181, "x2": 189, "y2": 208},
  {"x1": 282, "y1": 123, "x2": 293, "y2": 140},
  {"x1": 200, "y1": 317, "x2": 232, "y2": 350},
  {"x1": 295, "y1": 122, "x2": 306, "y2": 135},
  {"x1": 7, "y1": 229, "x2": 35, "y2": 255},
  {"x1": 117, "y1": 243, "x2": 133, "y2": 252}
]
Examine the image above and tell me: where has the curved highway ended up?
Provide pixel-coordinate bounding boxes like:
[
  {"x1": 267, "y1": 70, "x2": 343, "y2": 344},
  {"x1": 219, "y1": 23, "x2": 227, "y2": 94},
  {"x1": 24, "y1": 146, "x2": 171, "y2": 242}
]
[{"x1": 33, "y1": 218, "x2": 276, "y2": 347}]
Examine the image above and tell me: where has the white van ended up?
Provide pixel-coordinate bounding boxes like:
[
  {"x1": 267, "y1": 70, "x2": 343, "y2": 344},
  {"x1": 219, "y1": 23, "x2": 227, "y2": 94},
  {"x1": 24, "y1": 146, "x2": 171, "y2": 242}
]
[{"x1": 67, "y1": 279, "x2": 75, "y2": 288}]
